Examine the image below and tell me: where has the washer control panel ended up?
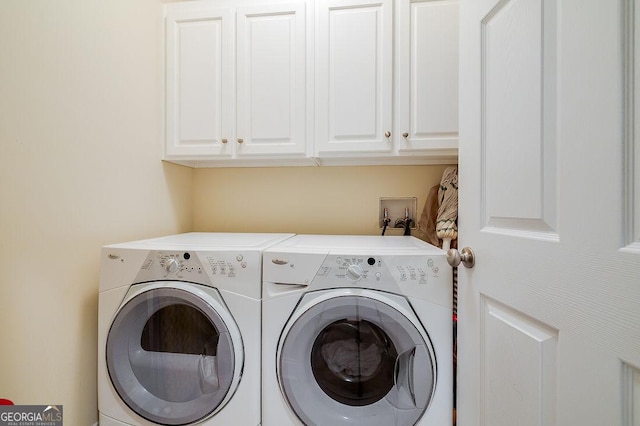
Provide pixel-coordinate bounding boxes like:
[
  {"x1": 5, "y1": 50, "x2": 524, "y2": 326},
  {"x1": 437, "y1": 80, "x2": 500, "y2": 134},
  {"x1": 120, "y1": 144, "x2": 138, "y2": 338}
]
[
  {"x1": 316, "y1": 255, "x2": 438, "y2": 284},
  {"x1": 310, "y1": 253, "x2": 451, "y2": 305},
  {"x1": 312, "y1": 252, "x2": 450, "y2": 298}
]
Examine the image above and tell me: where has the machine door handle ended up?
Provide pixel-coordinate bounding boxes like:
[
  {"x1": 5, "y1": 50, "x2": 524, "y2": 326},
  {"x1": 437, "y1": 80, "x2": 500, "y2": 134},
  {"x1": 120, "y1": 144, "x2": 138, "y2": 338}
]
[{"x1": 447, "y1": 247, "x2": 475, "y2": 268}]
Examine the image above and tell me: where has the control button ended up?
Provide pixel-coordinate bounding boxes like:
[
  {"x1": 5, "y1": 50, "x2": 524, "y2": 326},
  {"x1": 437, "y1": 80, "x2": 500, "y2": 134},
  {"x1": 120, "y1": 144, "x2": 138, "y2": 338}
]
[
  {"x1": 346, "y1": 264, "x2": 364, "y2": 281},
  {"x1": 236, "y1": 254, "x2": 243, "y2": 262},
  {"x1": 183, "y1": 252, "x2": 191, "y2": 260},
  {"x1": 367, "y1": 257, "x2": 376, "y2": 265}
]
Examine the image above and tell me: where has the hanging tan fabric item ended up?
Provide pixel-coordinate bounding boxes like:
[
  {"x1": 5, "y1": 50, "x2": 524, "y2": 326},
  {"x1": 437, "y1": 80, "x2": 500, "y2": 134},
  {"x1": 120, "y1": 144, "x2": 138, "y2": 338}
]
[
  {"x1": 414, "y1": 166, "x2": 459, "y2": 249},
  {"x1": 436, "y1": 167, "x2": 458, "y2": 250},
  {"x1": 413, "y1": 184, "x2": 441, "y2": 247}
]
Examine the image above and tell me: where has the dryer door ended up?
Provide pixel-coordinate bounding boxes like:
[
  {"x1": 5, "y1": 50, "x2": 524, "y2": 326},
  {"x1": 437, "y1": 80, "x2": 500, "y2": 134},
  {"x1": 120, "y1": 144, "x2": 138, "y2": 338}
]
[
  {"x1": 106, "y1": 282, "x2": 242, "y2": 425},
  {"x1": 278, "y1": 290, "x2": 436, "y2": 426}
]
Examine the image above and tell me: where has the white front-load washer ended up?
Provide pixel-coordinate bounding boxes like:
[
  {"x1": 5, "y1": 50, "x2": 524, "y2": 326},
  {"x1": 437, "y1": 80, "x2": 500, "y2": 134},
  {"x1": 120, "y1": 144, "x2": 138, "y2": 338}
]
[
  {"x1": 262, "y1": 235, "x2": 452, "y2": 426},
  {"x1": 98, "y1": 232, "x2": 294, "y2": 426}
]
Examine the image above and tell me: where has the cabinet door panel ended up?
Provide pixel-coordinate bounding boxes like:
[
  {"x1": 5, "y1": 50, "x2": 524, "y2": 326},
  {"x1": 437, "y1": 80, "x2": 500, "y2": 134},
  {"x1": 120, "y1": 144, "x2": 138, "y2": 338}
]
[
  {"x1": 165, "y1": 6, "x2": 232, "y2": 158},
  {"x1": 236, "y1": 3, "x2": 307, "y2": 156},
  {"x1": 396, "y1": 0, "x2": 458, "y2": 152},
  {"x1": 316, "y1": 0, "x2": 393, "y2": 154}
]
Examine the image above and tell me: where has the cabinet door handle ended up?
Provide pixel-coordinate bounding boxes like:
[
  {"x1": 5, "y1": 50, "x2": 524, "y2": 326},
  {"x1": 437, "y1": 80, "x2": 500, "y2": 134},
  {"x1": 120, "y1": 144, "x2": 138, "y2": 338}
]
[
  {"x1": 385, "y1": 131, "x2": 391, "y2": 138},
  {"x1": 221, "y1": 138, "x2": 228, "y2": 144},
  {"x1": 237, "y1": 138, "x2": 244, "y2": 144},
  {"x1": 402, "y1": 132, "x2": 409, "y2": 138}
]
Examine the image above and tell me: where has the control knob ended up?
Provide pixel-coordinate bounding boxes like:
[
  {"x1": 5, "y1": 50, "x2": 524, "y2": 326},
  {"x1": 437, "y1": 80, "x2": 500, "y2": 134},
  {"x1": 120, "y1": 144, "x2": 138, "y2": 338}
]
[
  {"x1": 346, "y1": 264, "x2": 364, "y2": 281},
  {"x1": 164, "y1": 257, "x2": 181, "y2": 273}
]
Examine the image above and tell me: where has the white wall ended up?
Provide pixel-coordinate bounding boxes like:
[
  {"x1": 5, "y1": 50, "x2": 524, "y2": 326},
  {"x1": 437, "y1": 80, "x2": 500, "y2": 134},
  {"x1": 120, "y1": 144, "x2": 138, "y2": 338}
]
[{"x1": 0, "y1": 1, "x2": 192, "y2": 424}]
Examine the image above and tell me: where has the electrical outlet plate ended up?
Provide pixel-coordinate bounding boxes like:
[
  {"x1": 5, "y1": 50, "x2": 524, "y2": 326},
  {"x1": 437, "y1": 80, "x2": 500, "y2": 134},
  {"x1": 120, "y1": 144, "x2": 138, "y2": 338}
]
[{"x1": 379, "y1": 197, "x2": 417, "y2": 229}]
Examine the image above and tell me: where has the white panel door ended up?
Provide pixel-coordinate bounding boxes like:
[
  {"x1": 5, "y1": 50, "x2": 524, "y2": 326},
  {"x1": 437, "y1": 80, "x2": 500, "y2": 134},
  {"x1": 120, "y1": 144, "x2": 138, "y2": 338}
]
[
  {"x1": 236, "y1": 3, "x2": 308, "y2": 157},
  {"x1": 316, "y1": 0, "x2": 393, "y2": 155},
  {"x1": 165, "y1": 5, "x2": 232, "y2": 158},
  {"x1": 458, "y1": 0, "x2": 640, "y2": 425},
  {"x1": 396, "y1": 0, "x2": 458, "y2": 153}
]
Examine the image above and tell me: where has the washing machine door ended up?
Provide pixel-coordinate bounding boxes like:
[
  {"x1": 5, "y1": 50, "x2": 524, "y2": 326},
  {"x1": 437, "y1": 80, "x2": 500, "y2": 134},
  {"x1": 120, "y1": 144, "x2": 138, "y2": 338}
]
[
  {"x1": 278, "y1": 290, "x2": 436, "y2": 426},
  {"x1": 106, "y1": 282, "x2": 242, "y2": 425}
]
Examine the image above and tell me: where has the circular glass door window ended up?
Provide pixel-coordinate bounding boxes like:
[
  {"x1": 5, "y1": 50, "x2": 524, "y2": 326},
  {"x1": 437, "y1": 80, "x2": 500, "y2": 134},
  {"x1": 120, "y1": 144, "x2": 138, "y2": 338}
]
[
  {"x1": 278, "y1": 293, "x2": 436, "y2": 426},
  {"x1": 311, "y1": 319, "x2": 398, "y2": 406},
  {"x1": 106, "y1": 285, "x2": 241, "y2": 425}
]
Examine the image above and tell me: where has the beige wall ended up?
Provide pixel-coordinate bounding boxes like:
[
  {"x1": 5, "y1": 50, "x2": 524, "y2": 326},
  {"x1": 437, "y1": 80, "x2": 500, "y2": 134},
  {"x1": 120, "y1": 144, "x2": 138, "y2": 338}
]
[
  {"x1": 0, "y1": 1, "x2": 192, "y2": 425},
  {"x1": 193, "y1": 165, "x2": 451, "y2": 235}
]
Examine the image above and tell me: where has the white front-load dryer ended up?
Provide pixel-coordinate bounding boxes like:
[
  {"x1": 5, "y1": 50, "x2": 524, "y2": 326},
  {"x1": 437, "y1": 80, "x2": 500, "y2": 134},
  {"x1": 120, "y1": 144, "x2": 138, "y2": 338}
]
[
  {"x1": 262, "y1": 235, "x2": 452, "y2": 426},
  {"x1": 98, "y1": 232, "x2": 294, "y2": 426}
]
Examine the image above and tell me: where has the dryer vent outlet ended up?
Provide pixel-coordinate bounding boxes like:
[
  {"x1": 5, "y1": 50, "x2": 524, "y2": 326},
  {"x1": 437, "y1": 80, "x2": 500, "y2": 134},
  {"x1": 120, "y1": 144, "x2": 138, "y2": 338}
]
[{"x1": 379, "y1": 197, "x2": 417, "y2": 230}]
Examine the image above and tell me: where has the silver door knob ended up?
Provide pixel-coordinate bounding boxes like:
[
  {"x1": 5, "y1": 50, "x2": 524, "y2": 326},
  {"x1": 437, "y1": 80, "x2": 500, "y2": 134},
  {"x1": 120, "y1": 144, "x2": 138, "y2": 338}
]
[
  {"x1": 385, "y1": 131, "x2": 391, "y2": 138},
  {"x1": 447, "y1": 247, "x2": 475, "y2": 268}
]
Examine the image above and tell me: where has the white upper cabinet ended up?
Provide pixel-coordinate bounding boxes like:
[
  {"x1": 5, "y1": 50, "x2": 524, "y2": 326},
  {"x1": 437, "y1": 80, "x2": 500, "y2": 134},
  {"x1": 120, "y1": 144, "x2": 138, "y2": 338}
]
[
  {"x1": 236, "y1": 3, "x2": 308, "y2": 157},
  {"x1": 165, "y1": 5, "x2": 232, "y2": 159},
  {"x1": 395, "y1": 0, "x2": 458, "y2": 155},
  {"x1": 164, "y1": 0, "x2": 458, "y2": 167},
  {"x1": 315, "y1": 0, "x2": 394, "y2": 157},
  {"x1": 315, "y1": 0, "x2": 459, "y2": 165},
  {"x1": 164, "y1": 1, "x2": 312, "y2": 167}
]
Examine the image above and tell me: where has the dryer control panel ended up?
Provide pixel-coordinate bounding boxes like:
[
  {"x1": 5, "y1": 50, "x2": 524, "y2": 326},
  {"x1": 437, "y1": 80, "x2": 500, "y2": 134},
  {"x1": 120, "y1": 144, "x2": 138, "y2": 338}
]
[
  {"x1": 135, "y1": 251, "x2": 211, "y2": 285},
  {"x1": 134, "y1": 250, "x2": 259, "y2": 286}
]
